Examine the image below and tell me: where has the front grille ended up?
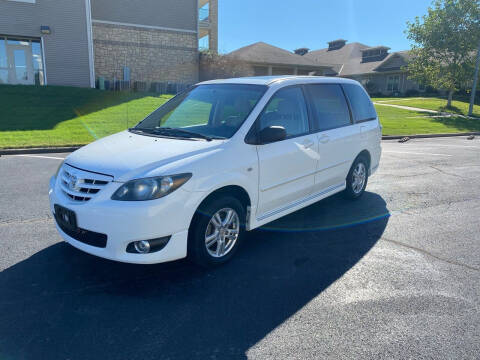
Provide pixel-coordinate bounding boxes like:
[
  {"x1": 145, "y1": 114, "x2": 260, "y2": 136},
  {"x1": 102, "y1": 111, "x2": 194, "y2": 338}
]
[
  {"x1": 59, "y1": 165, "x2": 113, "y2": 202},
  {"x1": 55, "y1": 214, "x2": 108, "y2": 248}
]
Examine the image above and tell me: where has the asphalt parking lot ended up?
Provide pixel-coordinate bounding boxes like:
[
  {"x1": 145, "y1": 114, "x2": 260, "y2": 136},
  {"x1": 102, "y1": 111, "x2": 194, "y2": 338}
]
[{"x1": 0, "y1": 137, "x2": 479, "y2": 360}]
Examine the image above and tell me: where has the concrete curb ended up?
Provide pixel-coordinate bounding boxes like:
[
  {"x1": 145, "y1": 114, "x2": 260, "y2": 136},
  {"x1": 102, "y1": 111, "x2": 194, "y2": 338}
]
[
  {"x1": 382, "y1": 132, "x2": 480, "y2": 140},
  {"x1": 0, "y1": 132, "x2": 478, "y2": 155},
  {"x1": 0, "y1": 146, "x2": 82, "y2": 155}
]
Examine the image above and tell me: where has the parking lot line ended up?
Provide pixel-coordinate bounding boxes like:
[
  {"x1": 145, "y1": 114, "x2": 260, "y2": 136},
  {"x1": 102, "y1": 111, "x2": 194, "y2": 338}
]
[
  {"x1": 409, "y1": 143, "x2": 480, "y2": 149},
  {"x1": 12, "y1": 154, "x2": 65, "y2": 160},
  {"x1": 383, "y1": 151, "x2": 452, "y2": 157}
]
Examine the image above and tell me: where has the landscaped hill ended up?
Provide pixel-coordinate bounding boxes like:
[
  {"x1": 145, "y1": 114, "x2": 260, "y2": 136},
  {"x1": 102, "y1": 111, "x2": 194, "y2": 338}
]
[{"x1": 0, "y1": 85, "x2": 171, "y2": 148}]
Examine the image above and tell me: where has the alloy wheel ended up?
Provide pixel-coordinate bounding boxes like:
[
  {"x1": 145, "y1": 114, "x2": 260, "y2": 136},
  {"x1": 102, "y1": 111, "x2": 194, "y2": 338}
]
[
  {"x1": 352, "y1": 162, "x2": 366, "y2": 194},
  {"x1": 204, "y1": 208, "x2": 240, "y2": 258}
]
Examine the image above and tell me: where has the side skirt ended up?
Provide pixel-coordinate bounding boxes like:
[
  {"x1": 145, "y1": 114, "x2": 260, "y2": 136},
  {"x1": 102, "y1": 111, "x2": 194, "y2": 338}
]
[{"x1": 248, "y1": 182, "x2": 346, "y2": 230}]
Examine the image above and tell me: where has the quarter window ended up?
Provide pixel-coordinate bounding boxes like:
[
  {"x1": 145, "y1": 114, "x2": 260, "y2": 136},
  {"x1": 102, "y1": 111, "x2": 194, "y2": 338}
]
[
  {"x1": 305, "y1": 84, "x2": 351, "y2": 131},
  {"x1": 342, "y1": 83, "x2": 377, "y2": 122},
  {"x1": 258, "y1": 87, "x2": 309, "y2": 138}
]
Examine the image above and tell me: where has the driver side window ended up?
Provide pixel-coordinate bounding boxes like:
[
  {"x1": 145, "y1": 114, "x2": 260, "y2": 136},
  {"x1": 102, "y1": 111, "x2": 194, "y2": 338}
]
[{"x1": 258, "y1": 87, "x2": 309, "y2": 138}]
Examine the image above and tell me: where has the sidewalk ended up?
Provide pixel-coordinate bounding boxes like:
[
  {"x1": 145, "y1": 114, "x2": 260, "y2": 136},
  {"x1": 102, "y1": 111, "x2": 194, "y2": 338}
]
[{"x1": 373, "y1": 102, "x2": 477, "y2": 119}]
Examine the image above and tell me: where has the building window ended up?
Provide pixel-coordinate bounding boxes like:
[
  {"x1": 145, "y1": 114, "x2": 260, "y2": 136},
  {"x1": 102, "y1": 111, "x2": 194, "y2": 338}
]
[
  {"x1": 272, "y1": 67, "x2": 294, "y2": 75},
  {"x1": 199, "y1": 3, "x2": 209, "y2": 22},
  {"x1": 253, "y1": 66, "x2": 268, "y2": 76},
  {"x1": 297, "y1": 69, "x2": 317, "y2": 76},
  {"x1": 199, "y1": 35, "x2": 209, "y2": 51},
  {"x1": 387, "y1": 75, "x2": 400, "y2": 92},
  {"x1": 0, "y1": 36, "x2": 45, "y2": 85}
]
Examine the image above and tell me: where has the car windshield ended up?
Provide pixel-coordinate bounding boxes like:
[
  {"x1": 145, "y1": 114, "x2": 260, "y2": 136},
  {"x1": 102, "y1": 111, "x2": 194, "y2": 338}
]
[{"x1": 133, "y1": 84, "x2": 267, "y2": 139}]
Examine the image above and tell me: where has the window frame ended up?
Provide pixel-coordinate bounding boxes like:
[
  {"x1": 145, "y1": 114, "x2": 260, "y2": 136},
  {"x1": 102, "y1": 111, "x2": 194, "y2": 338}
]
[
  {"x1": 0, "y1": 35, "x2": 45, "y2": 85},
  {"x1": 245, "y1": 84, "x2": 313, "y2": 145},
  {"x1": 387, "y1": 75, "x2": 400, "y2": 92},
  {"x1": 303, "y1": 83, "x2": 354, "y2": 133},
  {"x1": 341, "y1": 83, "x2": 377, "y2": 124}
]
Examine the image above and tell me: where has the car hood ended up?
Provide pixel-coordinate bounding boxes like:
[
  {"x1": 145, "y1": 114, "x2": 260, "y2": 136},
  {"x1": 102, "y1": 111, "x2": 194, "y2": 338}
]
[{"x1": 65, "y1": 131, "x2": 224, "y2": 181}]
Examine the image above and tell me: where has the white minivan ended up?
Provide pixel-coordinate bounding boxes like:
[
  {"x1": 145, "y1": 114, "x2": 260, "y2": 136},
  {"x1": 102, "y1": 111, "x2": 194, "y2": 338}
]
[{"x1": 49, "y1": 76, "x2": 381, "y2": 267}]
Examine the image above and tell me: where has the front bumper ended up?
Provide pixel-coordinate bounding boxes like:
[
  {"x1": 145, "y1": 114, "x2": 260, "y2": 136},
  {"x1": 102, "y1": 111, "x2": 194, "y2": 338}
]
[{"x1": 49, "y1": 175, "x2": 204, "y2": 264}]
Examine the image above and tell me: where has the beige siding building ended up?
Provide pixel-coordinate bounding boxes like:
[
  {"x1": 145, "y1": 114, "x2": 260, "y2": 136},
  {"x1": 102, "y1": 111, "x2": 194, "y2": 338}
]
[
  {"x1": 226, "y1": 42, "x2": 333, "y2": 77},
  {"x1": 0, "y1": 0, "x2": 93, "y2": 87},
  {"x1": 0, "y1": 0, "x2": 218, "y2": 88}
]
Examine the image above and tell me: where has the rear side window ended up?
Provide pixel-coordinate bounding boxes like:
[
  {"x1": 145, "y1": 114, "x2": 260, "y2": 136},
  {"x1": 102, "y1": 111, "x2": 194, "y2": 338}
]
[
  {"x1": 305, "y1": 84, "x2": 351, "y2": 131},
  {"x1": 258, "y1": 87, "x2": 309, "y2": 138},
  {"x1": 342, "y1": 84, "x2": 377, "y2": 122}
]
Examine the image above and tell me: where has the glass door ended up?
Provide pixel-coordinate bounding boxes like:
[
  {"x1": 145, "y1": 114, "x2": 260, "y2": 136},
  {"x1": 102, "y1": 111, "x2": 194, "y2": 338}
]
[
  {"x1": 6, "y1": 41, "x2": 34, "y2": 85},
  {"x1": 0, "y1": 39, "x2": 8, "y2": 84}
]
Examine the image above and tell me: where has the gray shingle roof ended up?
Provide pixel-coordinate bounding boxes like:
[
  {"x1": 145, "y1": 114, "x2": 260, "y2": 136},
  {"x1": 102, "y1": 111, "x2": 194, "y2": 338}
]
[
  {"x1": 304, "y1": 42, "x2": 410, "y2": 76},
  {"x1": 227, "y1": 42, "x2": 332, "y2": 69}
]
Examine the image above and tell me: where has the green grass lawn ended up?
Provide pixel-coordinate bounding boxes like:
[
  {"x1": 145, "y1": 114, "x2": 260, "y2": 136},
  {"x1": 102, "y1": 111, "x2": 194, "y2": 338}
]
[
  {"x1": 372, "y1": 96, "x2": 480, "y2": 117},
  {"x1": 1, "y1": 85, "x2": 480, "y2": 148},
  {"x1": 0, "y1": 85, "x2": 172, "y2": 148},
  {"x1": 375, "y1": 105, "x2": 480, "y2": 135}
]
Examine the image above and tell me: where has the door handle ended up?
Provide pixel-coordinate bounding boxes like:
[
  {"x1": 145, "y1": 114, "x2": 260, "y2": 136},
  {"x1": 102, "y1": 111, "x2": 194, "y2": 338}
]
[
  {"x1": 319, "y1": 134, "x2": 330, "y2": 144},
  {"x1": 302, "y1": 139, "x2": 314, "y2": 149}
]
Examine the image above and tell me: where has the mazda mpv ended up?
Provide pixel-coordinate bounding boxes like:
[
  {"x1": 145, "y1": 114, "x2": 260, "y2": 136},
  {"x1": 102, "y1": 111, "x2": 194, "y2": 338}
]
[{"x1": 49, "y1": 76, "x2": 382, "y2": 267}]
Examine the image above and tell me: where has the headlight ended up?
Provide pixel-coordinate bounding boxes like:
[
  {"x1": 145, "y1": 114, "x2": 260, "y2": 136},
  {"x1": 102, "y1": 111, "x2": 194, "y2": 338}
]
[
  {"x1": 111, "y1": 173, "x2": 192, "y2": 201},
  {"x1": 55, "y1": 160, "x2": 64, "y2": 179}
]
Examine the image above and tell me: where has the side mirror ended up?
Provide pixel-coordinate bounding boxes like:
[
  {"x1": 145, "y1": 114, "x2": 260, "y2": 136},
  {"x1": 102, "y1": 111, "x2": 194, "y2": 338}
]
[{"x1": 258, "y1": 126, "x2": 287, "y2": 144}]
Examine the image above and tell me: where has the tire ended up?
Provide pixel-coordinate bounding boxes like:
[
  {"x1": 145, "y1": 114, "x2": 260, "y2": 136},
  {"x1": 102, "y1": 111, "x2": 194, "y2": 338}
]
[
  {"x1": 344, "y1": 156, "x2": 369, "y2": 199},
  {"x1": 188, "y1": 196, "x2": 245, "y2": 267}
]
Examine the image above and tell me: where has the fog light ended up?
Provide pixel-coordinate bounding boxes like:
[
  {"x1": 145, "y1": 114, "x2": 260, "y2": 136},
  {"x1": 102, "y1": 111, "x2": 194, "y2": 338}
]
[
  {"x1": 126, "y1": 236, "x2": 171, "y2": 254},
  {"x1": 134, "y1": 240, "x2": 150, "y2": 254}
]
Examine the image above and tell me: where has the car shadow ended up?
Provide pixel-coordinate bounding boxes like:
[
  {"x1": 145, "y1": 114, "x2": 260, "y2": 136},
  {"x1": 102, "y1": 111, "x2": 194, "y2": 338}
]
[{"x1": 0, "y1": 192, "x2": 389, "y2": 360}]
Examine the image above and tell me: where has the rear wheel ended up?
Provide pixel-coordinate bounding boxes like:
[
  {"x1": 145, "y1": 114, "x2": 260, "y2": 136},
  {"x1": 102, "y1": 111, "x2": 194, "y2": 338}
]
[
  {"x1": 344, "y1": 156, "x2": 368, "y2": 199},
  {"x1": 188, "y1": 196, "x2": 245, "y2": 267}
]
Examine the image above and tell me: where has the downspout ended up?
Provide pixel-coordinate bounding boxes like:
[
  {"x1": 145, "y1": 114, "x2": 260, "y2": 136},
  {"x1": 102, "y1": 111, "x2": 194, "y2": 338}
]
[{"x1": 85, "y1": 0, "x2": 95, "y2": 88}]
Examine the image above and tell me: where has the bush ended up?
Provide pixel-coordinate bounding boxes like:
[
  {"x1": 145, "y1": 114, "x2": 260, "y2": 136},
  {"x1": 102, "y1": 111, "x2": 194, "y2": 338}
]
[
  {"x1": 199, "y1": 51, "x2": 251, "y2": 81},
  {"x1": 424, "y1": 85, "x2": 439, "y2": 95},
  {"x1": 364, "y1": 80, "x2": 377, "y2": 95},
  {"x1": 405, "y1": 89, "x2": 420, "y2": 97}
]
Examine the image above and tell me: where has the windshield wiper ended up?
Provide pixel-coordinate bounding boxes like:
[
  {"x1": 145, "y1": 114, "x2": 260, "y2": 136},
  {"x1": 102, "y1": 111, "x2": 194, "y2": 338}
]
[
  {"x1": 153, "y1": 127, "x2": 213, "y2": 142},
  {"x1": 128, "y1": 127, "x2": 180, "y2": 139}
]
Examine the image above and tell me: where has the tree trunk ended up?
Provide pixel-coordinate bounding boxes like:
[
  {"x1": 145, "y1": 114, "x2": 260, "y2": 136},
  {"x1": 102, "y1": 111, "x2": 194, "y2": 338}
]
[{"x1": 447, "y1": 90, "x2": 453, "y2": 108}]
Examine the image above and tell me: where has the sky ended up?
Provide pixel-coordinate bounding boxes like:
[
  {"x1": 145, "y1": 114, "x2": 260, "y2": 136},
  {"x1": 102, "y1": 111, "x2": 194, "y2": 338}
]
[{"x1": 218, "y1": 0, "x2": 433, "y2": 54}]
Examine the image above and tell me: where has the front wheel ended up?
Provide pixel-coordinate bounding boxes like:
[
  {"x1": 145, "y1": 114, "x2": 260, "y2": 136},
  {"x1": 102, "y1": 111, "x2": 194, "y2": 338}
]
[
  {"x1": 344, "y1": 156, "x2": 369, "y2": 199},
  {"x1": 188, "y1": 196, "x2": 245, "y2": 267}
]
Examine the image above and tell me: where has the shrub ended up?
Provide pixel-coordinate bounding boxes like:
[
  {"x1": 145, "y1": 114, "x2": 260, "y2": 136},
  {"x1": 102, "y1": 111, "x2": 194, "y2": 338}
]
[
  {"x1": 405, "y1": 89, "x2": 420, "y2": 97},
  {"x1": 364, "y1": 80, "x2": 377, "y2": 95},
  {"x1": 199, "y1": 51, "x2": 251, "y2": 81}
]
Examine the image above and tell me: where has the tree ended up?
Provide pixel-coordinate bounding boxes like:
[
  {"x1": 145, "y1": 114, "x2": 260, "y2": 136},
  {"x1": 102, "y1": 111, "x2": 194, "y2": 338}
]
[{"x1": 405, "y1": 0, "x2": 480, "y2": 107}]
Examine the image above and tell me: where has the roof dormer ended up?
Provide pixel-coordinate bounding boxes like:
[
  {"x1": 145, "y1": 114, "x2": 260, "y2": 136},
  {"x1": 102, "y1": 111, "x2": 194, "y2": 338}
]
[
  {"x1": 327, "y1": 39, "x2": 347, "y2": 51},
  {"x1": 361, "y1": 46, "x2": 390, "y2": 62},
  {"x1": 294, "y1": 48, "x2": 310, "y2": 56}
]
